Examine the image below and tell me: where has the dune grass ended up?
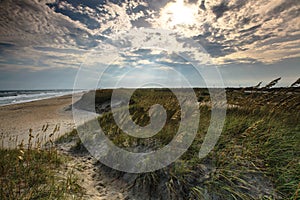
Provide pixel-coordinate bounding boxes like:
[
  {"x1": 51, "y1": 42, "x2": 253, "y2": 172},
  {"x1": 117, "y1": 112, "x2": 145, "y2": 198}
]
[
  {"x1": 0, "y1": 129, "x2": 83, "y2": 200},
  {"x1": 74, "y1": 85, "x2": 299, "y2": 199}
]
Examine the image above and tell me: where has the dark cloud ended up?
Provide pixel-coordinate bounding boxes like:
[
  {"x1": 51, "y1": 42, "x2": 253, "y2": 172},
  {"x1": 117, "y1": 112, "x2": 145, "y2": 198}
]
[
  {"x1": 240, "y1": 17, "x2": 251, "y2": 26},
  {"x1": 131, "y1": 17, "x2": 152, "y2": 28},
  {"x1": 109, "y1": 0, "x2": 126, "y2": 6},
  {"x1": 33, "y1": 46, "x2": 85, "y2": 54},
  {"x1": 47, "y1": 3, "x2": 100, "y2": 30},
  {"x1": 0, "y1": 42, "x2": 15, "y2": 54},
  {"x1": 267, "y1": 0, "x2": 300, "y2": 16},
  {"x1": 48, "y1": 0, "x2": 107, "y2": 9},
  {"x1": 71, "y1": 33, "x2": 99, "y2": 49},
  {"x1": 47, "y1": 0, "x2": 156, "y2": 31},
  {"x1": 230, "y1": 0, "x2": 249, "y2": 11},
  {"x1": 185, "y1": 0, "x2": 198, "y2": 4},
  {"x1": 128, "y1": 4, "x2": 152, "y2": 28},
  {"x1": 239, "y1": 24, "x2": 262, "y2": 34},
  {"x1": 199, "y1": 0, "x2": 206, "y2": 11},
  {"x1": 212, "y1": 1, "x2": 229, "y2": 19},
  {"x1": 192, "y1": 32, "x2": 235, "y2": 57}
]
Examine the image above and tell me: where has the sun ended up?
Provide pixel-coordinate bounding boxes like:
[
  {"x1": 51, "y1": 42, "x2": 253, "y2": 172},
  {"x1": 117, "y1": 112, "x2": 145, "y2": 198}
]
[{"x1": 161, "y1": 0, "x2": 198, "y2": 26}]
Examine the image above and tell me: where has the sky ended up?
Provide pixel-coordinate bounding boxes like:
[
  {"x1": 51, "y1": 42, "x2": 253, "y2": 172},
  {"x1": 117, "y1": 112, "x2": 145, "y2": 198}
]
[{"x1": 0, "y1": 0, "x2": 299, "y2": 89}]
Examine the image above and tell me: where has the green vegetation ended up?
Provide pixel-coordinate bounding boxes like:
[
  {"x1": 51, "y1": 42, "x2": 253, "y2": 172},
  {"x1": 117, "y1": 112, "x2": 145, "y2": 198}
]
[
  {"x1": 0, "y1": 130, "x2": 83, "y2": 200},
  {"x1": 76, "y1": 82, "x2": 299, "y2": 199}
]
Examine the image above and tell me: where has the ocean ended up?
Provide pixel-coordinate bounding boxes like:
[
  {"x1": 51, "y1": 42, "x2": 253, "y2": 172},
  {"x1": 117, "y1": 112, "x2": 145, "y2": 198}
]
[{"x1": 0, "y1": 90, "x2": 75, "y2": 106}]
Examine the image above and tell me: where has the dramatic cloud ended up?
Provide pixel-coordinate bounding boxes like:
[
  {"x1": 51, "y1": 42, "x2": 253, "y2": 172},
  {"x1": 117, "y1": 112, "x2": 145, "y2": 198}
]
[
  {"x1": 151, "y1": 0, "x2": 300, "y2": 64},
  {"x1": 0, "y1": 0, "x2": 299, "y2": 88}
]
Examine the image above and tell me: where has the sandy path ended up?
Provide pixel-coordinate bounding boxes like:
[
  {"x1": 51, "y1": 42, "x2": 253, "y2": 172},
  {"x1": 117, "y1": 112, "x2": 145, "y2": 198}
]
[
  {"x1": 63, "y1": 152, "x2": 130, "y2": 200},
  {"x1": 0, "y1": 93, "x2": 82, "y2": 148},
  {"x1": 56, "y1": 135, "x2": 133, "y2": 200}
]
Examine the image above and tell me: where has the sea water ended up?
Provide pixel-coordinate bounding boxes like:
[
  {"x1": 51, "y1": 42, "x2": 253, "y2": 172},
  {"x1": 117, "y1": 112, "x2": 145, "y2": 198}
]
[{"x1": 0, "y1": 90, "x2": 75, "y2": 106}]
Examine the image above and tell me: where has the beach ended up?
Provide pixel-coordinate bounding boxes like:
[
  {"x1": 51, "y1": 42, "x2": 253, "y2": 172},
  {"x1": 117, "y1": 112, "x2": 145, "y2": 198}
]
[{"x1": 0, "y1": 93, "x2": 81, "y2": 148}]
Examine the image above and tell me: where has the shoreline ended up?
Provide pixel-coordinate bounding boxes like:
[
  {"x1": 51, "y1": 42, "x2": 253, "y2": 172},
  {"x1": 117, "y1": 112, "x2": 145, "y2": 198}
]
[
  {"x1": 0, "y1": 93, "x2": 83, "y2": 149},
  {"x1": 0, "y1": 90, "x2": 79, "y2": 107}
]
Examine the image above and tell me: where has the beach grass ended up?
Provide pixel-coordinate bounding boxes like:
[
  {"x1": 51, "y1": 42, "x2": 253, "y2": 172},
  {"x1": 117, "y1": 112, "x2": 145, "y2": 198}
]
[
  {"x1": 74, "y1": 83, "x2": 299, "y2": 199},
  {"x1": 0, "y1": 130, "x2": 83, "y2": 200}
]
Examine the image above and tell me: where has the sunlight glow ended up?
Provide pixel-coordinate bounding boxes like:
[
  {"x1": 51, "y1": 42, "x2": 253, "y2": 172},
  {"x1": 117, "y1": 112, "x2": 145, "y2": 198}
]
[{"x1": 161, "y1": 0, "x2": 198, "y2": 26}]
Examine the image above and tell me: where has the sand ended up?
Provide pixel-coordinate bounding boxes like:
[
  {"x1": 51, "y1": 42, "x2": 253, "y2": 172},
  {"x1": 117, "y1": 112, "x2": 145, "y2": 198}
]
[
  {"x1": 56, "y1": 138, "x2": 131, "y2": 200},
  {"x1": 0, "y1": 93, "x2": 82, "y2": 148}
]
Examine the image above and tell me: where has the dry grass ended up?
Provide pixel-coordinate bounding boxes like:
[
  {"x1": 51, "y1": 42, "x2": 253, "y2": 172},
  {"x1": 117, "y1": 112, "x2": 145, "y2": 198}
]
[
  {"x1": 0, "y1": 127, "x2": 83, "y2": 200},
  {"x1": 74, "y1": 78, "x2": 300, "y2": 200}
]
